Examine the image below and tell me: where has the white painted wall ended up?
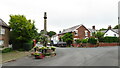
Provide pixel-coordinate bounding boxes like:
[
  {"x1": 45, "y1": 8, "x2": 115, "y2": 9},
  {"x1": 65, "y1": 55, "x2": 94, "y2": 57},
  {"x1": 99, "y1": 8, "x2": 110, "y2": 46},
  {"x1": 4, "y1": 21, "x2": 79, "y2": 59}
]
[
  {"x1": 51, "y1": 35, "x2": 59, "y2": 44},
  {"x1": 104, "y1": 30, "x2": 119, "y2": 37}
]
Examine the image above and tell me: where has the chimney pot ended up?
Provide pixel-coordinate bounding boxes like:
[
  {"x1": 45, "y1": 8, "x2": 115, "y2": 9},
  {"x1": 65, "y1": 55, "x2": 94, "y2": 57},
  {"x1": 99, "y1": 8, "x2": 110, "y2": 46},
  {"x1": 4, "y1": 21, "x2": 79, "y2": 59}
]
[
  {"x1": 108, "y1": 25, "x2": 112, "y2": 29},
  {"x1": 92, "y1": 26, "x2": 95, "y2": 30}
]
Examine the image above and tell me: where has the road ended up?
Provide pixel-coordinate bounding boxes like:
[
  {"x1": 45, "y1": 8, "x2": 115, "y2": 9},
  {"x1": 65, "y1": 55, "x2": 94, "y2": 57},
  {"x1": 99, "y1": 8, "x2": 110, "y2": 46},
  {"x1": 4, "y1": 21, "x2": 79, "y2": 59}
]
[{"x1": 3, "y1": 46, "x2": 118, "y2": 66}]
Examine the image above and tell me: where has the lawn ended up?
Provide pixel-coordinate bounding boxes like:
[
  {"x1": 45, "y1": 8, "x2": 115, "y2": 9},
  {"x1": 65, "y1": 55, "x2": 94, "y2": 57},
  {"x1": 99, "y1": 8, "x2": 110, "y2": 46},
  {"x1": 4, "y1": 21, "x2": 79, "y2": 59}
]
[{"x1": 1, "y1": 51, "x2": 31, "y2": 63}]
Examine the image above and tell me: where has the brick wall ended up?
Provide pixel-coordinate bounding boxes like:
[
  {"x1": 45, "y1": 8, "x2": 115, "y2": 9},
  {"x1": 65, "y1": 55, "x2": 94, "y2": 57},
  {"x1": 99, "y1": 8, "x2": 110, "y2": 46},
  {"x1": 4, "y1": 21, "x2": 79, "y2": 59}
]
[
  {"x1": 72, "y1": 43, "x2": 119, "y2": 47},
  {"x1": 0, "y1": 27, "x2": 10, "y2": 47},
  {"x1": 77, "y1": 25, "x2": 90, "y2": 39},
  {"x1": 98, "y1": 43, "x2": 119, "y2": 47}
]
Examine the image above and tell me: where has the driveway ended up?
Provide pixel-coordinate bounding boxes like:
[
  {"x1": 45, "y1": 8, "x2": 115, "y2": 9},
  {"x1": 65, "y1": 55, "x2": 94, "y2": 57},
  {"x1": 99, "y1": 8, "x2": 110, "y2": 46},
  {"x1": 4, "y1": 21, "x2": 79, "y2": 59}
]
[{"x1": 3, "y1": 46, "x2": 118, "y2": 66}]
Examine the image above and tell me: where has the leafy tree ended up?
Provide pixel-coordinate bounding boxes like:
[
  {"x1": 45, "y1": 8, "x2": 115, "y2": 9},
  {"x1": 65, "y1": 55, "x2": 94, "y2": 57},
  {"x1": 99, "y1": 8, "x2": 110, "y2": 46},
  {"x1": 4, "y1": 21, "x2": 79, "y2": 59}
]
[
  {"x1": 47, "y1": 31, "x2": 56, "y2": 46},
  {"x1": 99, "y1": 28, "x2": 107, "y2": 31},
  {"x1": 47, "y1": 31, "x2": 56, "y2": 41},
  {"x1": 92, "y1": 31, "x2": 104, "y2": 42},
  {"x1": 113, "y1": 24, "x2": 120, "y2": 29},
  {"x1": 62, "y1": 32, "x2": 73, "y2": 47},
  {"x1": 9, "y1": 15, "x2": 38, "y2": 49}
]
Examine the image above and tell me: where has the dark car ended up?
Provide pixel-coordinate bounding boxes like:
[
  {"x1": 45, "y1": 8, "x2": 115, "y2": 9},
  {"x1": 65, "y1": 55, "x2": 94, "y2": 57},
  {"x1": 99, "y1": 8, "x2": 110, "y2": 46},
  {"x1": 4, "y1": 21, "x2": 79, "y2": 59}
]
[{"x1": 56, "y1": 42, "x2": 67, "y2": 47}]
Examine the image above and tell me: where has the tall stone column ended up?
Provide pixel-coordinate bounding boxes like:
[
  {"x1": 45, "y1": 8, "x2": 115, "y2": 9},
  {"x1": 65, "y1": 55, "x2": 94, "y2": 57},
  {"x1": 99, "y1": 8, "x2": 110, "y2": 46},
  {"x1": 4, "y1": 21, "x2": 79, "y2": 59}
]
[{"x1": 44, "y1": 12, "x2": 47, "y2": 33}]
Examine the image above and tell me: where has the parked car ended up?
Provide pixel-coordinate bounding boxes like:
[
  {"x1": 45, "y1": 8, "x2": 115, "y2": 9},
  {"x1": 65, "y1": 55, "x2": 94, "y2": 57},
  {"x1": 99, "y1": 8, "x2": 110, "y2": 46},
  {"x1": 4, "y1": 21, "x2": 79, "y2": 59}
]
[{"x1": 56, "y1": 42, "x2": 67, "y2": 47}]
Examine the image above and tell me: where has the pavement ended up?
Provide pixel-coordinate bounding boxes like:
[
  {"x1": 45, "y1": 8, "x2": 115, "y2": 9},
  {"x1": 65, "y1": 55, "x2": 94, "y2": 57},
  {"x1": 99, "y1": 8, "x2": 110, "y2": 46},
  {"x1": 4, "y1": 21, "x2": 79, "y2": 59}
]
[{"x1": 2, "y1": 46, "x2": 119, "y2": 66}]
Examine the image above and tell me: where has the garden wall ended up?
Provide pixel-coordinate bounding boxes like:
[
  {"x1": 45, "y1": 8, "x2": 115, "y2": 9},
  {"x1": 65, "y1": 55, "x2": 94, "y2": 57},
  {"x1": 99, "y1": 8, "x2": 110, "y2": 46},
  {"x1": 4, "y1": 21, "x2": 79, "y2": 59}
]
[
  {"x1": 98, "y1": 43, "x2": 119, "y2": 47},
  {"x1": 72, "y1": 43, "x2": 119, "y2": 47}
]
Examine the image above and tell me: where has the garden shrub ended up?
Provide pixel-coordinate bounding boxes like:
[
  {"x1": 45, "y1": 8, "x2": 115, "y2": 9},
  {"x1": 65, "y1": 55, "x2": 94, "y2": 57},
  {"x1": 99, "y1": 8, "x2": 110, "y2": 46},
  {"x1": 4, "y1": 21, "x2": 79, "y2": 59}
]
[
  {"x1": 23, "y1": 42, "x2": 33, "y2": 51},
  {"x1": 88, "y1": 37, "x2": 97, "y2": 44},
  {"x1": 81, "y1": 39, "x2": 88, "y2": 43},
  {"x1": 103, "y1": 37, "x2": 119, "y2": 43},
  {"x1": 75, "y1": 39, "x2": 81, "y2": 44},
  {"x1": 2, "y1": 48, "x2": 12, "y2": 53}
]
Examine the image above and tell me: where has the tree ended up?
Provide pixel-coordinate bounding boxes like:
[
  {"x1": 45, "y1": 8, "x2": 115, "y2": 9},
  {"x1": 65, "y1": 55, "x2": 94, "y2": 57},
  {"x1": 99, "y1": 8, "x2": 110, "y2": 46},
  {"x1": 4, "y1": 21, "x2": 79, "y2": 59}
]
[
  {"x1": 113, "y1": 24, "x2": 120, "y2": 29},
  {"x1": 47, "y1": 31, "x2": 56, "y2": 41},
  {"x1": 9, "y1": 15, "x2": 38, "y2": 49},
  {"x1": 92, "y1": 31, "x2": 104, "y2": 42},
  {"x1": 99, "y1": 28, "x2": 107, "y2": 31},
  {"x1": 47, "y1": 31, "x2": 56, "y2": 46},
  {"x1": 62, "y1": 32, "x2": 73, "y2": 47}
]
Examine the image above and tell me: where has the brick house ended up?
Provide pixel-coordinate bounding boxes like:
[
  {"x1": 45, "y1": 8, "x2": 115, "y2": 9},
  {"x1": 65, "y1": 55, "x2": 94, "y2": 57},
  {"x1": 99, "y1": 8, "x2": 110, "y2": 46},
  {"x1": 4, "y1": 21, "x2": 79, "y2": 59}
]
[
  {"x1": 0, "y1": 19, "x2": 10, "y2": 47},
  {"x1": 58, "y1": 24, "x2": 93, "y2": 40}
]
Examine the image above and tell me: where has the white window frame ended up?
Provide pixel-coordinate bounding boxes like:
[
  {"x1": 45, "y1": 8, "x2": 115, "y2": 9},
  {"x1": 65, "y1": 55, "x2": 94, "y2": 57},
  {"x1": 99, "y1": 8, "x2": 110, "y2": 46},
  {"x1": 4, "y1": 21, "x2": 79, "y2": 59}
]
[
  {"x1": 85, "y1": 30, "x2": 88, "y2": 36},
  {"x1": 0, "y1": 40, "x2": 4, "y2": 46},
  {"x1": 75, "y1": 30, "x2": 78, "y2": 36},
  {"x1": 0, "y1": 28, "x2": 5, "y2": 34}
]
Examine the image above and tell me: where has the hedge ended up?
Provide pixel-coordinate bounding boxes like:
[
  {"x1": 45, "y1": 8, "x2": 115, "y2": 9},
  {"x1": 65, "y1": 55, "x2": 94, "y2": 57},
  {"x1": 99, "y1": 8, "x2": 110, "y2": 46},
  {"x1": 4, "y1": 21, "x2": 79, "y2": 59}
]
[
  {"x1": 81, "y1": 39, "x2": 88, "y2": 43},
  {"x1": 88, "y1": 37, "x2": 97, "y2": 44},
  {"x1": 99, "y1": 37, "x2": 119, "y2": 43},
  {"x1": 2, "y1": 48, "x2": 12, "y2": 53},
  {"x1": 23, "y1": 42, "x2": 33, "y2": 51}
]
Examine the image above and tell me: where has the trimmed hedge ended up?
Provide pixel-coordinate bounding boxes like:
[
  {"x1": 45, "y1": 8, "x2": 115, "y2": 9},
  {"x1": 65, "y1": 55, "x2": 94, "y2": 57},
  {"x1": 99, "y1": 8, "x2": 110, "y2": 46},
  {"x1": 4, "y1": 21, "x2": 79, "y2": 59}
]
[
  {"x1": 98, "y1": 37, "x2": 119, "y2": 43},
  {"x1": 88, "y1": 37, "x2": 97, "y2": 44},
  {"x1": 103, "y1": 37, "x2": 119, "y2": 43}
]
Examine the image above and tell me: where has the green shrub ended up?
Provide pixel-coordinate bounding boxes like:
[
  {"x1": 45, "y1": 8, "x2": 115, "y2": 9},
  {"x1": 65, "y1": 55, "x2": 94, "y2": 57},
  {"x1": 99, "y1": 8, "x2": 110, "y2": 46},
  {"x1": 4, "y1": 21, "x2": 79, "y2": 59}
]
[
  {"x1": 81, "y1": 39, "x2": 88, "y2": 43},
  {"x1": 2, "y1": 48, "x2": 12, "y2": 53},
  {"x1": 23, "y1": 42, "x2": 33, "y2": 51},
  {"x1": 18, "y1": 48, "x2": 25, "y2": 51},
  {"x1": 88, "y1": 37, "x2": 97, "y2": 44},
  {"x1": 103, "y1": 37, "x2": 119, "y2": 43},
  {"x1": 75, "y1": 39, "x2": 81, "y2": 44}
]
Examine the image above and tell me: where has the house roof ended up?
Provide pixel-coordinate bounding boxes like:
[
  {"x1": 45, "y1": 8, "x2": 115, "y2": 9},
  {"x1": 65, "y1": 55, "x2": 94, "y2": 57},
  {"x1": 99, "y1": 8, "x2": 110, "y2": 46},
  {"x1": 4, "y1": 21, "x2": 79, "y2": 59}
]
[
  {"x1": 0, "y1": 19, "x2": 10, "y2": 28},
  {"x1": 101, "y1": 29, "x2": 119, "y2": 34},
  {"x1": 61, "y1": 24, "x2": 82, "y2": 34},
  {"x1": 88, "y1": 28, "x2": 97, "y2": 32}
]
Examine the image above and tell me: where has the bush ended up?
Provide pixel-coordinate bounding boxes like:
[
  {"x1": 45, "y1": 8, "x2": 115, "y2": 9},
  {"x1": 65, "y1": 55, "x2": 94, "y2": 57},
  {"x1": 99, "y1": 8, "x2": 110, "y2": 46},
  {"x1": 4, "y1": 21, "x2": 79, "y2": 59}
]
[
  {"x1": 81, "y1": 39, "x2": 88, "y2": 43},
  {"x1": 88, "y1": 37, "x2": 97, "y2": 44},
  {"x1": 2, "y1": 48, "x2": 12, "y2": 53},
  {"x1": 103, "y1": 37, "x2": 119, "y2": 43},
  {"x1": 23, "y1": 42, "x2": 33, "y2": 51},
  {"x1": 75, "y1": 39, "x2": 81, "y2": 44}
]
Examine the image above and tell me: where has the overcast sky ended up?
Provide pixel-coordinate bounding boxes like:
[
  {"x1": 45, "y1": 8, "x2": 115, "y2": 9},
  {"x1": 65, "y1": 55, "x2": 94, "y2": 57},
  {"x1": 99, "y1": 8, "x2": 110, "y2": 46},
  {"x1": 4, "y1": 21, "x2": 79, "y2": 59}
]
[{"x1": 0, "y1": 0, "x2": 119, "y2": 33}]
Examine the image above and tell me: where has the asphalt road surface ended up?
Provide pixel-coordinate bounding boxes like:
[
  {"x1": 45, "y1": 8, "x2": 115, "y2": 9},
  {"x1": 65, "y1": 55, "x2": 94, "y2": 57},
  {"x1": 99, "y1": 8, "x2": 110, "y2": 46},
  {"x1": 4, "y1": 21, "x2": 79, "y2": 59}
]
[{"x1": 3, "y1": 46, "x2": 119, "y2": 66}]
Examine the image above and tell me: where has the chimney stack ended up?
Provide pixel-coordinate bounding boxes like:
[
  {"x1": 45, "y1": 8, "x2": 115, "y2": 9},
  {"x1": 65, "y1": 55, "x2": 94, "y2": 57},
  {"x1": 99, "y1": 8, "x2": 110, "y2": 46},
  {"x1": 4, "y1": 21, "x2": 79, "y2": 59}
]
[
  {"x1": 59, "y1": 31, "x2": 61, "y2": 33},
  {"x1": 108, "y1": 25, "x2": 112, "y2": 29},
  {"x1": 92, "y1": 26, "x2": 95, "y2": 30}
]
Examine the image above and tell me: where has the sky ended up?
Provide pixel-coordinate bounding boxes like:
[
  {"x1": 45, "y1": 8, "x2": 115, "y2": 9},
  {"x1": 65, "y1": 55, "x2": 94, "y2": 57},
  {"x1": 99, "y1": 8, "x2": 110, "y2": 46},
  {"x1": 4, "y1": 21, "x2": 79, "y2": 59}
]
[{"x1": 0, "y1": 0, "x2": 119, "y2": 33}]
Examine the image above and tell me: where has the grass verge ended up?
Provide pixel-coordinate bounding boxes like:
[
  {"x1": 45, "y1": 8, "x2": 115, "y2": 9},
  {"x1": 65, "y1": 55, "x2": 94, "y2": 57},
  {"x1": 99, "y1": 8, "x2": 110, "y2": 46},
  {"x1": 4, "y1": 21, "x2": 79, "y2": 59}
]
[{"x1": 1, "y1": 51, "x2": 30, "y2": 63}]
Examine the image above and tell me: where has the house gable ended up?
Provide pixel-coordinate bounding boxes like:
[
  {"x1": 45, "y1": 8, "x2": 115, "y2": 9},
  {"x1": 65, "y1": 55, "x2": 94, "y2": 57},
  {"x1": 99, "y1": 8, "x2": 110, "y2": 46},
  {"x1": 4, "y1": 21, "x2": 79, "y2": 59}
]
[{"x1": 104, "y1": 29, "x2": 119, "y2": 37}]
